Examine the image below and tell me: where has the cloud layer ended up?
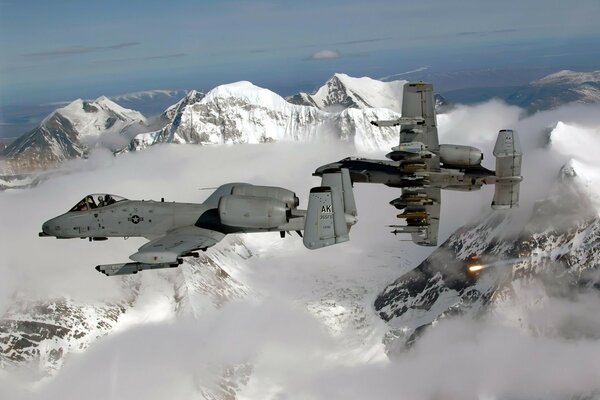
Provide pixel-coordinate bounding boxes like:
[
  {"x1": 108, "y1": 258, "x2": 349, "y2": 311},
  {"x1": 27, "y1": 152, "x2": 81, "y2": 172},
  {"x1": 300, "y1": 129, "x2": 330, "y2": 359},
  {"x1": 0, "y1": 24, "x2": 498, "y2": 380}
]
[{"x1": 2, "y1": 100, "x2": 600, "y2": 399}]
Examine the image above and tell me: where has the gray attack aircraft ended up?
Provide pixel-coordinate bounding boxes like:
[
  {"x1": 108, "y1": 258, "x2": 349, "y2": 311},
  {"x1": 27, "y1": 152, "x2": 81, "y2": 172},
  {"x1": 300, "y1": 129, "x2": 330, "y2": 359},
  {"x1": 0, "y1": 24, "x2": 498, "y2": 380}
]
[
  {"x1": 314, "y1": 82, "x2": 523, "y2": 246},
  {"x1": 40, "y1": 169, "x2": 357, "y2": 276}
]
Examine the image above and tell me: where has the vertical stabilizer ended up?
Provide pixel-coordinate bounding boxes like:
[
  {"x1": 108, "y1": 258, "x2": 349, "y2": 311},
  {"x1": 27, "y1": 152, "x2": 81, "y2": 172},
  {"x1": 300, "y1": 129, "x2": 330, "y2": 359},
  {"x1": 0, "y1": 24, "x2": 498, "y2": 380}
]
[
  {"x1": 303, "y1": 169, "x2": 357, "y2": 250},
  {"x1": 321, "y1": 168, "x2": 357, "y2": 216}
]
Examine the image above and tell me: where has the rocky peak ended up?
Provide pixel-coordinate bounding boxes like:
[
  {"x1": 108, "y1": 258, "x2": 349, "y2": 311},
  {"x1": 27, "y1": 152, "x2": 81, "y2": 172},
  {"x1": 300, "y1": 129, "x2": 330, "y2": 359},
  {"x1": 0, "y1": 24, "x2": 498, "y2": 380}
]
[
  {"x1": 161, "y1": 90, "x2": 205, "y2": 123},
  {"x1": 286, "y1": 73, "x2": 406, "y2": 112}
]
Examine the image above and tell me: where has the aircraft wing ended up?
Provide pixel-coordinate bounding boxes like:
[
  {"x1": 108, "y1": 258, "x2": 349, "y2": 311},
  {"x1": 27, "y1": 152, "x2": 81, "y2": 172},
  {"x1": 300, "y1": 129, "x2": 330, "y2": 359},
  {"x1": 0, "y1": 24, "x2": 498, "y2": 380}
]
[
  {"x1": 129, "y1": 226, "x2": 225, "y2": 264},
  {"x1": 400, "y1": 82, "x2": 440, "y2": 153}
]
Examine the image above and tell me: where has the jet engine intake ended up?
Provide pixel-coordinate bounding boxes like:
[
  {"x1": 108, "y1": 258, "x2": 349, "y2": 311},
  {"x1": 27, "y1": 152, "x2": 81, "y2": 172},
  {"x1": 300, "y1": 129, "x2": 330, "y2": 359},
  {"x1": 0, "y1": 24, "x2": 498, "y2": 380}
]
[
  {"x1": 231, "y1": 185, "x2": 299, "y2": 208},
  {"x1": 439, "y1": 144, "x2": 483, "y2": 166},
  {"x1": 219, "y1": 195, "x2": 289, "y2": 229}
]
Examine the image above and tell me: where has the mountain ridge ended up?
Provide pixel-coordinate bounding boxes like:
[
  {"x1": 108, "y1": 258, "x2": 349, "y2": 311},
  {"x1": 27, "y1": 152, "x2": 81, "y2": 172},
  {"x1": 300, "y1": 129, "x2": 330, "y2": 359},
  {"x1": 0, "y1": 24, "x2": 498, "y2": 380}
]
[
  {"x1": 6, "y1": 69, "x2": 600, "y2": 173},
  {"x1": 127, "y1": 78, "x2": 402, "y2": 153}
]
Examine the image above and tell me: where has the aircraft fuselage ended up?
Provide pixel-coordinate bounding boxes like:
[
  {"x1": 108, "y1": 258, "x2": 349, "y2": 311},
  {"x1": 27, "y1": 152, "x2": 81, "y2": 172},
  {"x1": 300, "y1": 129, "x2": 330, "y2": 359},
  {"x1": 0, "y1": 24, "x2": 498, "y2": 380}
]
[
  {"x1": 41, "y1": 200, "x2": 208, "y2": 239},
  {"x1": 41, "y1": 200, "x2": 305, "y2": 240}
]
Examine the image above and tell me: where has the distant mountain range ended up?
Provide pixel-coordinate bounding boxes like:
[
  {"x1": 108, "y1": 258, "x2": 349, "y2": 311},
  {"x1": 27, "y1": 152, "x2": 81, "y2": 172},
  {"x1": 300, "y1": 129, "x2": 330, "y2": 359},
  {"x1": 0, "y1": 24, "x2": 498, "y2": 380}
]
[
  {"x1": 128, "y1": 78, "x2": 401, "y2": 153},
  {"x1": 0, "y1": 90, "x2": 187, "y2": 142},
  {"x1": 506, "y1": 70, "x2": 600, "y2": 112},
  {"x1": 3, "y1": 69, "x2": 600, "y2": 173},
  {"x1": 443, "y1": 69, "x2": 600, "y2": 112},
  {"x1": 1, "y1": 74, "x2": 407, "y2": 171}
]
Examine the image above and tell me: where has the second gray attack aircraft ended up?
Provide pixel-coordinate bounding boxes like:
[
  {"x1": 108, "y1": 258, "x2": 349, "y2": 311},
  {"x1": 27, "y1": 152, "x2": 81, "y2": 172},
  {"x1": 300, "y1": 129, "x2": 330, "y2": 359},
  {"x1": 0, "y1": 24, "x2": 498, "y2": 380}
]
[
  {"x1": 40, "y1": 169, "x2": 357, "y2": 276},
  {"x1": 314, "y1": 82, "x2": 523, "y2": 246}
]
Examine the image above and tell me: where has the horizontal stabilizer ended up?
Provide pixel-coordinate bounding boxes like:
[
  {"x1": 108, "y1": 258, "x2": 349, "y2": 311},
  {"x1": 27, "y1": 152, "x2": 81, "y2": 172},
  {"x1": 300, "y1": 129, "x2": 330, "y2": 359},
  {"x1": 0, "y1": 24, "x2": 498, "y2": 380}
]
[
  {"x1": 321, "y1": 168, "x2": 357, "y2": 216},
  {"x1": 492, "y1": 129, "x2": 523, "y2": 209}
]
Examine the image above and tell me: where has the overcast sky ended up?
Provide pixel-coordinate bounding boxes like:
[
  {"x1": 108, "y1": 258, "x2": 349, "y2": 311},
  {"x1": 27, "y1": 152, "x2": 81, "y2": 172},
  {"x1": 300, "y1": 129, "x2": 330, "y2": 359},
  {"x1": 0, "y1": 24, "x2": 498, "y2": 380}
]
[{"x1": 1, "y1": 0, "x2": 600, "y2": 105}]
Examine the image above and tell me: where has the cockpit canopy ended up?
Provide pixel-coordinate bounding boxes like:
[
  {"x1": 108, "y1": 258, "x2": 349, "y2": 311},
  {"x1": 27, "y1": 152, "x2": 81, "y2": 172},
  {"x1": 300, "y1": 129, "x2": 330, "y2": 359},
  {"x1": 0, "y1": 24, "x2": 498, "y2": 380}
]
[{"x1": 69, "y1": 194, "x2": 127, "y2": 212}]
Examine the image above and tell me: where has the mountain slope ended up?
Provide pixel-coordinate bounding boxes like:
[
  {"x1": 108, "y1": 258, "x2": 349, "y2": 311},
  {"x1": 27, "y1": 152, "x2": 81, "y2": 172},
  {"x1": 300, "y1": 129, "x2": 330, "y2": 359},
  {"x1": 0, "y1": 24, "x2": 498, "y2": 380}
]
[
  {"x1": 0, "y1": 237, "x2": 250, "y2": 381},
  {"x1": 374, "y1": 157, "x2": 600, "y2": 353},
  {"x1": 2, "y1": 97, "x2": 146, "y2": 169},
  {"x1": 507, "y1": 70, "x2": 600, "y2": 112}
]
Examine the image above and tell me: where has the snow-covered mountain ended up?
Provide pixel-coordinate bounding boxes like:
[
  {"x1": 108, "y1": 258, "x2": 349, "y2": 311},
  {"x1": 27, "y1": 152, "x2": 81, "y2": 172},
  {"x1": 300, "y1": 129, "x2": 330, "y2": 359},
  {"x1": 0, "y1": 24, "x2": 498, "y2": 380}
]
[
  {"x1": 2, "y1": 97, "x2": 146, "y2": 169},
  {"x1": 0, "y1": 237, "x2": 249, "y2": 382},
  {"x1": 129, "y1": 80, "x2": 400, "y2": 152},
  {"x1": 374, "y1": 152, "x2": 600, "y2": 353},
  {"x1": 2, "y1": 74, "x2": 409, "y2": 172},
  {"x1": 506, "y1": 69, "x2": 600, "y2": 113},
  {"x1": 0, "y1": 289, "x2": 135, "y2": 377},
  {"x1": 126, "y1": 90, "x2": 207, "y2": 148},
  {"x1": 286, "y1": 73, "x2": 406, "y2": 112}
]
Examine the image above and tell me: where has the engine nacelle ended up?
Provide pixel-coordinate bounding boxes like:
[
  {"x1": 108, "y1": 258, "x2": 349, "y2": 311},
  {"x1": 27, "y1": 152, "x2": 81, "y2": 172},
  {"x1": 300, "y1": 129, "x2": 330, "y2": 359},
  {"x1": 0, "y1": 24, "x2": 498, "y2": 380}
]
[
  {"x1": 439, "y1": 144, "x2": 483, "y2": 166},
  {"x1": 231, "y1": 185, "x2": 299, "y2": 208},
  {"x1": 218, "y1": 195, "x2": 289, "y2": 229}
]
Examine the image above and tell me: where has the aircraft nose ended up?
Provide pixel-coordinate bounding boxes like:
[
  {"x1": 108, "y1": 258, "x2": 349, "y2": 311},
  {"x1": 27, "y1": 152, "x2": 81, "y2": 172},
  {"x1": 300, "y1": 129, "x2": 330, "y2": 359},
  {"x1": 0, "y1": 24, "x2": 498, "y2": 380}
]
[
  {"x1": 41, "y1": 220, "x2": 53, "y2": 236},
  {"x1": 41, "y1": 217, "x2": 60, "y2": 236}
]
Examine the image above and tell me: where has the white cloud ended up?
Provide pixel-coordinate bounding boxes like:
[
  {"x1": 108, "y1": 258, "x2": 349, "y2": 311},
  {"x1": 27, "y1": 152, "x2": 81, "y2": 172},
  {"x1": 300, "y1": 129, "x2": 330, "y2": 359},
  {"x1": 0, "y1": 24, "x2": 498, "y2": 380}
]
[
  {"x1": 310, "y1": 50, "x2": 341, "y2": 60},
  {"x1": 3, "y1": 101, "x2": 600, "y2": 399}
]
